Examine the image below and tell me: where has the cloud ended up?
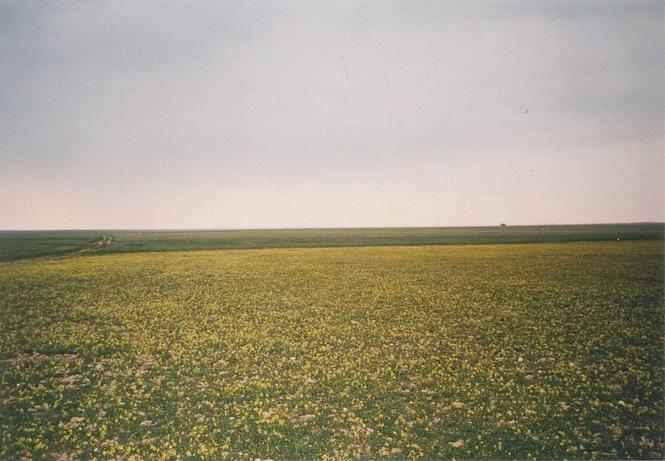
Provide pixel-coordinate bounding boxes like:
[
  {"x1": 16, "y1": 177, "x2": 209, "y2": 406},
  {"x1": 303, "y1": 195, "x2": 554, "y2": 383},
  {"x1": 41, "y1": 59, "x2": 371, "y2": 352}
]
[{"x1": 0, "y1": 1, "x2": 662, "y2": 228}]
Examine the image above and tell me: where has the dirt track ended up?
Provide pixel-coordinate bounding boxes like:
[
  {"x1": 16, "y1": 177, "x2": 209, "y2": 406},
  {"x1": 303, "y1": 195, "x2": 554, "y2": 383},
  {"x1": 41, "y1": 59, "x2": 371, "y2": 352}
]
[{"x1": 76, "y1": 235, "x2": 113, "y2": 253}]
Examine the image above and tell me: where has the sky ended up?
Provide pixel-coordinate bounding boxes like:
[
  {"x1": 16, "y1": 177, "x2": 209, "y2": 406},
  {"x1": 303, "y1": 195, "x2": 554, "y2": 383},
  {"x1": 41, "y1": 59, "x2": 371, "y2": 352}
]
[{"x1": 1, "y1": 1, "x2": 663, "y2": 230}]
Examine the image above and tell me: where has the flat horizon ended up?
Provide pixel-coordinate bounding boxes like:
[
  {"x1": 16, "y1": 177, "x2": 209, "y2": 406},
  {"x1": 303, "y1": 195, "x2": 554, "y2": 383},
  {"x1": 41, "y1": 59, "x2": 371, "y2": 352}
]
[{"x1": 2, "y1": 221, "x2": 664, "y2": 233}]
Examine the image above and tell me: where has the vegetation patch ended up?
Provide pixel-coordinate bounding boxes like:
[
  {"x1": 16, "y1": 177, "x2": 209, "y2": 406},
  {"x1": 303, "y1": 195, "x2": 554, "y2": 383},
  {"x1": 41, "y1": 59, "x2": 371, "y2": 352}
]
[{"x1": 1, "y1": 241, "x2": 663, "y2": 459}]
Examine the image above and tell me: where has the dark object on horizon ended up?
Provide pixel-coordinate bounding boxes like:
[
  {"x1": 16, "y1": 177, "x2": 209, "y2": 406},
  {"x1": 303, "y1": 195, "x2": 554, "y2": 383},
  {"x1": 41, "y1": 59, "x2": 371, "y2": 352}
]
[{"x1": 500, "y1": 223, "x2": 506, "y2": 227}]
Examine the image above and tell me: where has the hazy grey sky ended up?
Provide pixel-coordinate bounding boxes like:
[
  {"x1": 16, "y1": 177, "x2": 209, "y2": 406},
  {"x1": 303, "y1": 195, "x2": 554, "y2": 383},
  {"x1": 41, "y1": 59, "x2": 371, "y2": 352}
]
[{"x1": 1, "y1": 1, "x2": 663, "y2": 229}]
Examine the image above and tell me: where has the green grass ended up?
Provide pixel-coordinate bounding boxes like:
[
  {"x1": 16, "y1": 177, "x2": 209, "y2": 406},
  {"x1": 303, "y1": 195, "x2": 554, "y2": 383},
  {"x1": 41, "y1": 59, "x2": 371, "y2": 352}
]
[
  {"x1": 0, "y1": 231, "x2": 106, "y2": 261},
  {"x1": 99, "y1": 223, "x2": 665, "y2": 254},
  {"x1": 2, "y1": 223, "x2": 663, "y2": 261},
  {"x1": 1, "y1": 241, "x2": 663, "y2": 459}
]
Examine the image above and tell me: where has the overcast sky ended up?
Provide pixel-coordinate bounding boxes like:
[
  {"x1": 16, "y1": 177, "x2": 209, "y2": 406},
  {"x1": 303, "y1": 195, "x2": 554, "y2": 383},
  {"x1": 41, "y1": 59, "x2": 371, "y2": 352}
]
[{"x1": 1, "y1": 1, "x2": 663, "y2": 229}]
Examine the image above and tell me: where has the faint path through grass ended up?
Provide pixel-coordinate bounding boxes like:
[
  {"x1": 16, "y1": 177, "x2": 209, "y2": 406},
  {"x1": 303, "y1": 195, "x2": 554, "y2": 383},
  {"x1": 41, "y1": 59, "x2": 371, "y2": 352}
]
[
  {"x1": 5, "y1": 235, "x2": 113, "y2": 263},
  {"x1": 75, "y1": 235, "x2": 113, "y2": 254}
]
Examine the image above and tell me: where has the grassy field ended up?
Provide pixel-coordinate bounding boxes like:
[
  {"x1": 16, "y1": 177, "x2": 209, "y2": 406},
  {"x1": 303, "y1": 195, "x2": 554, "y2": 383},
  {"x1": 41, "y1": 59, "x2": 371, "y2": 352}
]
[
  {"x1": 1, "y1": 240, "x2": 663, "y2": 459},
  {"x1": 2, "y1": 223, "x2": 663, "y2": 261},
  {"x1": 0, "y1": 231, "x2": 106, "y2": 261}
]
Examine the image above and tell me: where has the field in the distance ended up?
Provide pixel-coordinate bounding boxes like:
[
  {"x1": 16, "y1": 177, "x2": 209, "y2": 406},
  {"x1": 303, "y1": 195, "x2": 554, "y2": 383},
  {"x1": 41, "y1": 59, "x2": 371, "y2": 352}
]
[
  {"x1": 1, "y1": 240, "x2": 663, "y2": 459},
  {"x1": 1, "y1": 223, "x2": 663, "y2": 261},
  {"x1": 0, "y1": 231, "x2": 106, "y2": 261}
]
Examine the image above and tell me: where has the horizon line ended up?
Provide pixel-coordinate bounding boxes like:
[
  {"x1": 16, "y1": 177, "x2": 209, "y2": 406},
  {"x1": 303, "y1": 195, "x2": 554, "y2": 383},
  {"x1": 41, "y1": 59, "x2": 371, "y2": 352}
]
[{"x1": 1, "y1": 221, "x2": 663, "y2": 233}]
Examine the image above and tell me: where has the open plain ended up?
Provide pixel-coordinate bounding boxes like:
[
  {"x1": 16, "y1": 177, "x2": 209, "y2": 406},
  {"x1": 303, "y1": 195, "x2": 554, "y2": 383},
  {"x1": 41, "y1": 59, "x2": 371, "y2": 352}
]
[{"x1": 1, "y1": 231, "x2": 663, "y2": 459}]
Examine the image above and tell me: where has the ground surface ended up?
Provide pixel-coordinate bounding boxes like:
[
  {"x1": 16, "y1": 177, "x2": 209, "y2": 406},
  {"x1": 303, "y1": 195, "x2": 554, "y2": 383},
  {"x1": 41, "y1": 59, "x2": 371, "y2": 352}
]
[
  {"x1": 0, "y1": 231, "x2": 105, "y2": 261},
  {"x1": 1, "y1": 223, "x2": 663, "y2": 261},
  {"x1": 1, "y1": 240, "x2": 663, "y2": 459}
]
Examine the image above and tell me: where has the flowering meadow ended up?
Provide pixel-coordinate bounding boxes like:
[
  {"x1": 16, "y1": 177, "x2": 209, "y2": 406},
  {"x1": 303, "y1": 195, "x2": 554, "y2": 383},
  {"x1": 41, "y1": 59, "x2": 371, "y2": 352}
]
[{"x1": 1, "y1": 241, "x2": 663, "y2": 459}]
